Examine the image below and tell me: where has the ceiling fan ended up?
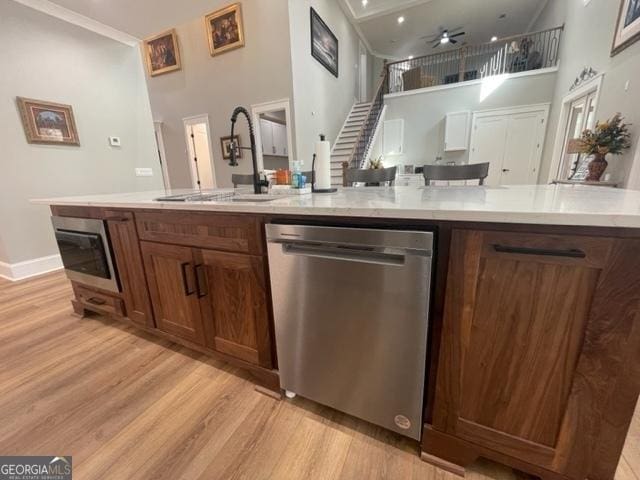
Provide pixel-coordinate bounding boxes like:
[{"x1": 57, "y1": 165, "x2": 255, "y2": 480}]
[{"x1": 422, "y1": 27, "x2": 466, "y2": 48}]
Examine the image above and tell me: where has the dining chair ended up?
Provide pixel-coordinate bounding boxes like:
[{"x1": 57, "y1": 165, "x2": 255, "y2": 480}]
[
  {"x1": 422, "y1": 163, "x2": 490, "y2": 186},
  {"x1": 342, "y1": 163, "x2": 397, "y2": 187}
]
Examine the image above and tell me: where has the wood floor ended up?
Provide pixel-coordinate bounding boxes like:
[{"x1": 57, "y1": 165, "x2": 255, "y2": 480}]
[{"x1": 0, "y1": 271, "x2": 638, "y2": 480}]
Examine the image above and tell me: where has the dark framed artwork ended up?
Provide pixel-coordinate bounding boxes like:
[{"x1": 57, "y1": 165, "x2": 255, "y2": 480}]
[
  {"x1": 310, "y1": 7, "x2": 338, "y2": 78},
  {"x1": 205, "y1": 3, "x2": 245, "y2": 56},
  {"x1": 143, "y1": 29, "x2": 181, "y2": 76},
  {"x1": 16, "y1": 97, "x2": 80, "y2": 146},
  {"x1": 220, "y1": 135, "x2": 242, "y2": 160},
  {"x1": 612, "y1": 0, "x2": 640, "y2": 56}
]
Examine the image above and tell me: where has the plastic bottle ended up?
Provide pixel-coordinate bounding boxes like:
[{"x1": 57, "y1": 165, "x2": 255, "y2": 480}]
[{"x1": 291, "y1": 161, "x2": 302, "y2": 189}]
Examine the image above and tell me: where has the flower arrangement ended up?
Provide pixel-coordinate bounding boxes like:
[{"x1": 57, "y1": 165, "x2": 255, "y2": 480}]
[
  {"x1": 577, "y1": 113, "x2": 631, "y2": 181},
  {"x1": 577, "y1": 113, "x2": 631, "y2": 156},
  {"x1": 369, "y1": 156, "x2": 384, "y2": 169}
]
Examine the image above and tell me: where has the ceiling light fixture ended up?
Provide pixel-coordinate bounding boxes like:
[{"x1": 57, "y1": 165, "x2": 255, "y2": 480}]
[
  {"x1": 362, "y1": 0, "x2": 368, "y2": 6},
  {"x1": 397, "y1": 16, "x2": 405, "y2": 24},
  {"x1": 440, "y1": 37, "x2": 449, "y2": 44},
  {"x1": 491, "y1": 36, "x2": 498, "y2": 42},
  {"x1": 408, "y1": 55, "x2": 414, "y2": 60}
]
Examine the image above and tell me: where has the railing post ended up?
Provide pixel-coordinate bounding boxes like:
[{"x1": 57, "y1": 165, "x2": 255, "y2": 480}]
[
  {"x1": 342, "y1": 161, "x2": 349, "y2": 187},
  {"x1": 458, "y1": 46, "x2": 467, "y2": 83}
]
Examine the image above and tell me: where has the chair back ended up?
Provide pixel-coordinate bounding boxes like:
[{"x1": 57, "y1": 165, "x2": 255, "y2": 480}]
[
  {"x1": 231, "y1": 173, "x2": 255, "y2": 188},
  {"x1": 342, "y1": 164, "x2": 397, "y2": 187},
  {"x1": 422, "y1": 163, "x2": 490, "y2": 185}
]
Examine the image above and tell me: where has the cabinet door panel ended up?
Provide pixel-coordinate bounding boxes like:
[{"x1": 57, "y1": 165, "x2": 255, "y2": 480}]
[
  {"x1": 106, "y1": 211, "x2": 154, "y2": 327},
  {"x1": 197, "y1": 249, "x2": 272, "y2": 367},
  {"x1": 433, "y1": 229, "x2": 616, "y2": 465},
  {"x1": 141, "y1": 241, "x2": 206, "y2": 345}
]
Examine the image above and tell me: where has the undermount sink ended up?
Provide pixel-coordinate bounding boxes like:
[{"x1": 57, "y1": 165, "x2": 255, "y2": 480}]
[{"x1": 154, "y1": 191, "x2": 285, "y2": 203}]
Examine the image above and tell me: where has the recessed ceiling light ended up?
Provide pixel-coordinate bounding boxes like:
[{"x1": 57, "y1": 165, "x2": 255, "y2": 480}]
[
  {"x1": 397, "y1": 16, "x2": 405, "y2": 24},
  {"x1": 362, "y1": 0, "x2": 368, "y2": 6},
  {"x1": 408, "y1": 55, "x2": 414, "y2": 59},
  {"x1": 491, "y1": 36, "x2": 498, "y2": 42}
]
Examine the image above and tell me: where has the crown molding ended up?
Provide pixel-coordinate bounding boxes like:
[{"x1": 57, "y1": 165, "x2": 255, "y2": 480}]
[{"x1": 11, "y1": 0, "x2": 140, "y2": 46}]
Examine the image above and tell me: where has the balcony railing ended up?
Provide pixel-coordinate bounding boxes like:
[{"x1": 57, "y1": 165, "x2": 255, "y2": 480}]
[{"x1": 386, "y1": 26, "x2": 563, "y2": 94}]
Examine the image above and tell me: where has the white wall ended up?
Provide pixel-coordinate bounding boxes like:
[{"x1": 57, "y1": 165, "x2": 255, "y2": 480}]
[
  {"x1": 0, "y1": 0, "x2": 161, "y2": 266},
  {"x1": 382, "y1": 71, "x2": 558, "y2": 168},
  {"x1": 536, "y1": 0, "x2": 640, "y2": 185},
  {"x1": 145, "y1": 0, "x2": 294, "y2": 188},
  {"x1": 289, "y1": 0, "x2": 362, "y2": 164}
]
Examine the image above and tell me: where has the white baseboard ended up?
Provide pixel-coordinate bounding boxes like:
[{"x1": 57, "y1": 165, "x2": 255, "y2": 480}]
[{"x1": 0, "y1": 254, "x2": 63, "y2": 282}]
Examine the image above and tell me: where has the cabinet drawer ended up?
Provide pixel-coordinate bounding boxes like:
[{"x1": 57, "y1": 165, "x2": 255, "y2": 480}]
[
  {"x1": 74, "y1": 285, "x2": 125, "y2": 317},
  {"x1": 136, "y1": 211, "x2": 264, "y2": 255}
]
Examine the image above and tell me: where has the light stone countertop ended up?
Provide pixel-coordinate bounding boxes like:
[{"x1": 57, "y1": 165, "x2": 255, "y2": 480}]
[{"x1": 33, "y1": 185, "x2": 640, "y2": 229}]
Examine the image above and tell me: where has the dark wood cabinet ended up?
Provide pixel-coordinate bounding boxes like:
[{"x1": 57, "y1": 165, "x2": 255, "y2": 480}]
[
  {"x1": 141, "y1": 241, "x2": 207, "y2": 345},
  {"x1": 196, "y1": 249, "x2": 272, "y2": 368},
  {"x1": 105, "y1": 210, "x2": 154, "y2": 327},
  {"x1": 427, "y1": 229, "x2": 640, "y2": 479}
]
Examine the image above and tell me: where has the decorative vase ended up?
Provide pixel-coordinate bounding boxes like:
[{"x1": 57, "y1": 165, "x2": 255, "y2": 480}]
[{"x1": 586, "y1": 153, "x2": 608, "y2": 182}]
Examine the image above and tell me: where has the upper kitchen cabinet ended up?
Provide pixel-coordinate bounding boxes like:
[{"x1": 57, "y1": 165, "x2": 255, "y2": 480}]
[
  {"x1": 260, "y1": 118, "x2": 288, "y2": 157},
  {"x1": 431, "y1": 229, "x2": 640, "y2": 478},
  {"x1": 196, "y1": 249, "x2": 272, "y2": 368},
  {"x1": 444, "y1": 112, "x2": 470, "y2": 152}
]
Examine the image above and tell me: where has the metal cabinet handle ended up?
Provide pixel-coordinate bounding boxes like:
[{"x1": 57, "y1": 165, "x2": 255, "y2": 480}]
[
  {"x1": 180, "y1": 262, "x2": 195, "y2": 296},
  {"x1": 492, "y1": 244, "x2": 586, "y2": 258},
  {"x1": 194, "y1": 264, "x2": 208, "y2": 298}
]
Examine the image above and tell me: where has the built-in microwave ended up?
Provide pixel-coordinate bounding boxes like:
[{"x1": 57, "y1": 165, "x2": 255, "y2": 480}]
[{"x1": 52, "y1": 216, "x2": 120, "y2": 293}]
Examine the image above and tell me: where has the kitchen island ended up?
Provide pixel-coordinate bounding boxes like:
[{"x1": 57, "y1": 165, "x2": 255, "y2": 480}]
[{"x1": 35, "y1": 185, "x2": 640, "y2": 480}]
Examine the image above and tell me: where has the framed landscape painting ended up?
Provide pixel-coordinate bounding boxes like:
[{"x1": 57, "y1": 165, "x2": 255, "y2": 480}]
[
  {"x1": 143, "y1": 29, "x2": 181, "y2": 76},
  {"x1": 612, "y1": 0, "x2": 640, "y2": 55},
  {"x1": 17, "y1": 97, "x2": 80, "y2": 146},
  {"x1": 310, "y1": 7, "x2": 338, "y2": 78},
  {"x1": 205, "y1": 3, "x2": 245, "y2": 56}
]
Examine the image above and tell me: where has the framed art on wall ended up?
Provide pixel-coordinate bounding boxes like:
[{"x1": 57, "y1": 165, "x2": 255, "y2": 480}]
[
  {"x1": 205, "y1": 3, "x2": 245, "y2": 56},
  {"x1": 310, "y1": 7, "x2": 339, "y2": 77},
  {"x1": 612, "y1": 0, "x2": 640, "y2": 55},
  {"x1": 220, "y1": 135, "x2": 242, "y2": 160},
  {"x1": 16, "y1": 97, "x2": 80, "y2": 146},
  {"x1": 143, "y1": 29, "x2": 181, "y2": 76}
]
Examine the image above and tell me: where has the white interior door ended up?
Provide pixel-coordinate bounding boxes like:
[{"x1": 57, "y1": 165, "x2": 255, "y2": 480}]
[
  {"x1": 469, "y1": 115, "x2": 508, "y2": 185},
  {"x1": 470, "y1": 106, "x2": 548, "y2": 186},
  {"x1": 184, "y1": 117, "x2": 217, "y2": 190},
  {"x1": 500, "y1": 111, "x2": 546, "y2": 185}
]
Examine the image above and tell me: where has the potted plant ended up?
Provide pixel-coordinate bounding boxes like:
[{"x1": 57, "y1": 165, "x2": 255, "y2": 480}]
[{"x1": 577, "y1": 113, "x2": 631, "y2": 181}]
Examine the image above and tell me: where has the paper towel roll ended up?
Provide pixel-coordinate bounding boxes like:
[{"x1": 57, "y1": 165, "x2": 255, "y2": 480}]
[{"x1": 314, "y1": 137, "x2": 332, "y2": 190}]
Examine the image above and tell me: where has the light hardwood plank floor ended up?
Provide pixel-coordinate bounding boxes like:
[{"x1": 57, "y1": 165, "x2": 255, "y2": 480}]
[{"x1": 0, "y1": 271, "x2": 638, "y2": 480}]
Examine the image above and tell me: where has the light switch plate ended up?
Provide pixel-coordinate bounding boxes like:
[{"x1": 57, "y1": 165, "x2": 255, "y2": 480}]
[
  {"x1": 108, "y1": 136, "x2": 121, "y2": 147},
  {"x1": 135, "y1": 168, "x2": 153, "y2": 177}
]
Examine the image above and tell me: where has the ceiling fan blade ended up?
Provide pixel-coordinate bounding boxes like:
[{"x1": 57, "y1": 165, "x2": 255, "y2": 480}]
[
  {"x1": 432, "y1": 41, "x2": 441, "y2": 48},
  {"x1": 450, "y1": 32, "x2": 466, "y2": 38},
  {"x1": 450, "y1": 38, "x2": 458, "y2": 44}
]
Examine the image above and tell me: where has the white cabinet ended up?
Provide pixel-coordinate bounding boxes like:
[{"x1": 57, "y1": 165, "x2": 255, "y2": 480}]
[
  {"x1": 444, "y1": 111, "x2": 470, "y2": 152},
  {"x1": 260, "y1": 119, "x2": 288, "y2": 157},
  {"x1": 383, "y1": 119, "x2": 404, "y2": 156}
]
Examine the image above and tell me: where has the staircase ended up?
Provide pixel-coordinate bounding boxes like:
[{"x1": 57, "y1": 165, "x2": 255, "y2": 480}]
[{"x1": 330, "y1": 102, "x2": 372, "y2": 187}]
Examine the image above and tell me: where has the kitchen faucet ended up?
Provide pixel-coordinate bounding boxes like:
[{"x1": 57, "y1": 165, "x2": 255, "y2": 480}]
[{"x1": 229, "y1": 106, "x2": 265, "y2": 194}]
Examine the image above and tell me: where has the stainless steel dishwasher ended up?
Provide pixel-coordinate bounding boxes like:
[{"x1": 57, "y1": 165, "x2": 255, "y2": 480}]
[{"x1": 266, "y1": 224, "x2": 433, "y2": 440}]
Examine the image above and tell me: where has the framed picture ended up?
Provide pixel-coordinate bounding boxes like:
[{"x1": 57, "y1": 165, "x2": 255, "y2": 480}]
[
  {"x1": 310, "y1": 7, "x2": 338, "y2": 78},
  {"x1": 612, "y1": 0, "x2": 640, "y2": 56},
  {"x1": 16, "y1": 97, "x2": 80, "y2": 146},
  {"x1": 205, "y1": 3, "x2": 245, "y2": 56},
  {"x1": 143, "y1": 29, "x2": 181, "y2": 76},
  {"x1": 220, "y1": 135, "x2": 242, "y2": 160}
]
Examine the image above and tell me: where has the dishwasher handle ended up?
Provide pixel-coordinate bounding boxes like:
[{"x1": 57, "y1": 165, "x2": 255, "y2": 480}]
[{"x1": 274, "y1": 240, "x2": 422, "y2": 266}]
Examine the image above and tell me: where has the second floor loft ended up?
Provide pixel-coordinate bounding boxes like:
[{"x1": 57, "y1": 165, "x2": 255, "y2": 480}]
[{"x1": 385, "y1": 26, "x2": 564, "y2": 94}]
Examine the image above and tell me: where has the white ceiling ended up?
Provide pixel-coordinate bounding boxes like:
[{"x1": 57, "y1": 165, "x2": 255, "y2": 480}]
[
  {"x1": 37, "y1": 0, "x2": 236, "y2": 39},
  {"x1": 342, "y1": 0, "x2": 550, "y2": 59}
]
